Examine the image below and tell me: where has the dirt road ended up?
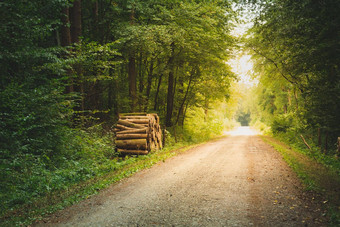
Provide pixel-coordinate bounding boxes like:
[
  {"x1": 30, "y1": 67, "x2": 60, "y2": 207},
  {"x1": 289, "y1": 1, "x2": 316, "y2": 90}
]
[{"x1": 37, "y1": 127, "x2": 328, "y2": 226}]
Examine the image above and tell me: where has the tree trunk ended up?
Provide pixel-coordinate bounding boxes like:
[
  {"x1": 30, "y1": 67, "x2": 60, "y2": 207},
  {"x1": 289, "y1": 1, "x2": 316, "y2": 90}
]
[
  {"x1": 60, "y1": 7, "x2": 73, "y2": 94},
  {"x1": 181, "y1": 100, "x2": 190, "y2": 127},
  {"x1": 154, "y1": 74, "x2": 163, "y2": 111},
  {"x1": 69, "y1": 0, "x2": 82, "y2": 123},
  {"x1": 166, "y1": 68, "x2": 174, "y2": 127},
  {"x1": 166, "y1": 45, "x2": 175, "y2": 127},
  {"x1": 69, "y1": 0, "x2": 82, "y2": 43},
  {"x1": 175, "y1": 69, "x2": 194, "y2": 125},
  {"x1": 204, "y1": 98, "x2": 209, "y2": 122},
  {"x1": 145, "y1": 59, "x2": 154, "y2": 112},
  {"x1": 324, "y1": 131, "x2": 328, "y2": 154},
  {"x1": 128, "y1": 56, "x2": 137, "y2": 112},
  {"x1": 138, "y1": 53, "x2": 144, "y2": 94},
  {"x1": 318, "y1": 128, "x2": 322, "y2": 147},
  {"x1": 61, "y1": 8, "x2": 72, "y2": 47},
  {"x1": 92, "y1": 0, "x2": 99, "y2": 40},
  {"x1": 294, "y1": 89, "x2": 299, "y2": 110},
  {"x1": 287, "y1": 89, "x2": 291, "y2": 106},
  {"x1": 138, "y1": 53, "x2": 144, "y2": 111}
]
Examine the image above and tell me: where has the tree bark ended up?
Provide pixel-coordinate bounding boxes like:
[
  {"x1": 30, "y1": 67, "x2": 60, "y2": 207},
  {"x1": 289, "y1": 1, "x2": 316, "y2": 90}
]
[
  {"x1": 127, "y1": 4, "x2": 137, "y2": 111},
  {"x1": 138, "y1": 53, "x2": 144, "y2": 94},
  {"x1": 166, "y1": 45, "x2": 175, "y2": 127},
  {"x1": 175, "y1": 69, "x2": 194, "y2": 125},
  {"x1": 166, "y1": 68, "x2": 174, "y2": 127},
  {"x1": 154, "y1": 74, "x2": 163, "y2": 111},
  {"x1": 181, "y1": 100, "x2": 190, "y2": 126},
  {"x1": 324, "y1": 131, "x2": 328, "y2": 154},
  {"x1": 318, "y1": 128, "x2": 322, "y2": 147},
  {"x1": 116, "y1": 128, "x2": 147, "y2": 134},
  {"x1": 117, "y1": 149, "x2": 148, "y2": 155},
  {"x1": 70, "y1": 0, "x2": 82, "y2": 43},
  {"x1": 117, "y1": 119, "x2": 145, "y2": 129},
  {"x1": 61, "y1": 7, "x2": 71, "y2": 47},
  {"x1": 124, "y1": 119, "x2": 149, "y2": 124},
  {"x1": 116, "y1": 134, "x2": 148, "y2": 140},
  {"x1": 204, "y1": 98, "x2": 209, "y2": 122},
  {"x1": 145, "y1": 59, "x2": 154, "y2": 112},
  {"x1": 300, "y1": 134, "x2": 312, "y2": 151},
  {"x1": 92, "y1": 0, "x2": 99, "y2": 40},
  {"x1": 120, "y1": 116, "x2": 149, "y2": 119},
  {"x1": 60, "y1": 7, "x2": 73, "y2": 94},
  {"x1": 116, "y1": 139, "x2": 147, "y2": 150},
  {"x1": 128, "y1": 56, "x2": 137, "y2": 112}
]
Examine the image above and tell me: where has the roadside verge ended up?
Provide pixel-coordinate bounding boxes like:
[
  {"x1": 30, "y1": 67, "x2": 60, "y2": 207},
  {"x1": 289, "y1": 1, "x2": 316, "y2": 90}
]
[{"x1": 260, "y1": 135, "x2": 340, "y2": 225}]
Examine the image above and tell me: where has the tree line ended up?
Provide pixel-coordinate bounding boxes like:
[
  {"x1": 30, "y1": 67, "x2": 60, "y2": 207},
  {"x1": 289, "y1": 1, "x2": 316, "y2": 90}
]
[{"x1": 244, "y1": 0, "x2": 340, "y2": 153}]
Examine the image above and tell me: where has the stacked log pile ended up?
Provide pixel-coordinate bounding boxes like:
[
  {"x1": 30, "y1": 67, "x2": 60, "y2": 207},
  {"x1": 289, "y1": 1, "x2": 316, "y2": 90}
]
[{"x1": 115, "y1": 113, "x2": 162, "y2": 155}]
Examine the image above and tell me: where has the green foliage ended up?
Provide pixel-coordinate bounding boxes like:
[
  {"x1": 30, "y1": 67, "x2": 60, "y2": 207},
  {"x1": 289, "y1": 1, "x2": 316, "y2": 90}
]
[
  {"x1": 244, "y1": 0, "x2": 340, "y2": 156},
  {"x1": 181, "y1": 100, "x2": 230, "y2": 142},
  {"x1": 0, "y1": 125, "x2": 117, "y2": 217},
  {"x1": 271, "y1": 114, "x2": 293, "y2": 134}
]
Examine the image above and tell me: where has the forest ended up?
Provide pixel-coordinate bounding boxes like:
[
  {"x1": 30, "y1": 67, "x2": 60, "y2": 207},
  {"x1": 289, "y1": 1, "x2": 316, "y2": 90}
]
[{"x1": 1, "y1": 0, "x2": 339, "y2": 225}]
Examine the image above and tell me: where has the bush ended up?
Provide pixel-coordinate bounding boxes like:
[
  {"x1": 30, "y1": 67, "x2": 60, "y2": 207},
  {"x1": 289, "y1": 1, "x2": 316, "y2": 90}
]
[
  {"x1": 271, "y1": 114, "x2": 293, "y2": 134},
  {"x1": 0, "y1": 124, "x2": 117, "y2": 217}
]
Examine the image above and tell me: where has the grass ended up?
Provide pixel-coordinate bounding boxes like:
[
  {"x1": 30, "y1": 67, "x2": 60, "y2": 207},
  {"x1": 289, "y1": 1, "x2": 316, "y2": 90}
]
[
  {"x1": 260, "y1": 135, "x2": 340, "y2": 225},
  {"x1": 0, "y1": 139, "x2": 212, "y2": 226}
]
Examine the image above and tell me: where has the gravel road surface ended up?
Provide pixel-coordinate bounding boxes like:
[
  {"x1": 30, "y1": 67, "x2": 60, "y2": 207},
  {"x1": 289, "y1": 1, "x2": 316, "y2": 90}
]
[{"x1": 36, "y1": 127, "x2": 328, "y2": 226}]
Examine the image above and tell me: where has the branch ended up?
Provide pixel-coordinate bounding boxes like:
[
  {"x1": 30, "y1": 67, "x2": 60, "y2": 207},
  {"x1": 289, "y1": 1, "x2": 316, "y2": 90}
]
[
  {"x1": 300, "y1": 134, "x2": 312, "y2": 151},
  {"x1": 251, "y1": 47, "x2": 298, "y2": 86}
]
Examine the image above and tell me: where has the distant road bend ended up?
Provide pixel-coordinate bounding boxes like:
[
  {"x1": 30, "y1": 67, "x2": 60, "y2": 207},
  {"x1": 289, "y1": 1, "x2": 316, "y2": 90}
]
[{"x1": 37, "y1": 127, "x2": 327, "y2": 226}]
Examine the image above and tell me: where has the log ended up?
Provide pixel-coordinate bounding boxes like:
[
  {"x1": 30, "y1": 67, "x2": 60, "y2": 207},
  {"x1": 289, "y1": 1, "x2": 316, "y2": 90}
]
[
  {"x1": 125, "y1": 119, "x2": 150, "y2": 124},
  {"x1": 116, "y1": 134, "x2": 148, "y2": 140},
  {"x1": 119, "y1": 113, "x2": 147, "y2": 116},
  {"x1": 150, "y1": 140, "x2": 156, "y2": 151},
  {"x1": 117, "y1": 119, "x2": 145, "y2": 129},
  {"x1": 300, "y1": 134, "x2": 312, "y2": 150},
  {"x1": 116, "y1": 139, "x2": 147, "y2": 150},
  {"x1": 116, "y1": 124, "x2": 130, "y2": 130},
  {"x1": 121, "y1": 116, "x2": 150, "y2": 119},
  {"x1": 116, "y1": 128, "x2": 147, "y2": 134},
  {"x1": 117, "y1": 149, "x2": 148, "y2": 155}
]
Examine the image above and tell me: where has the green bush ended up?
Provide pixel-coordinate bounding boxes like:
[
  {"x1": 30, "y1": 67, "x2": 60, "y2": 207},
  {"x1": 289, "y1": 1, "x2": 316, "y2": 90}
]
[
  {"x1": 271, "y1": 114, "x2": 293, "y2": 134},
  {"x1": 0, "y1": 125, "x2": 117, "y2": 217}
]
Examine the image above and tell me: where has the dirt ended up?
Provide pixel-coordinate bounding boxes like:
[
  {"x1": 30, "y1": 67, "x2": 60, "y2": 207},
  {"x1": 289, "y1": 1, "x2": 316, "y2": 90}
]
[{"x1": 35, "y1": 127, "x2": 329, "y2": 226}]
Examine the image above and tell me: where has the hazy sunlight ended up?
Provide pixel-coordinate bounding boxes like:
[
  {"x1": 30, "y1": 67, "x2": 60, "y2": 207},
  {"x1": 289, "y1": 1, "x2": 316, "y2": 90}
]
[{"x1": 224, "y1": 126, "x2": 260, "y2": 136}]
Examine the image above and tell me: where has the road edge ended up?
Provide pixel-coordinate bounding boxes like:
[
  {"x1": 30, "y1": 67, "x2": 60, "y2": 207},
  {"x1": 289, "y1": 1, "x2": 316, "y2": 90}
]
[{"x1": 260, "y1": 135, "x2": 340, "y2": 226}]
